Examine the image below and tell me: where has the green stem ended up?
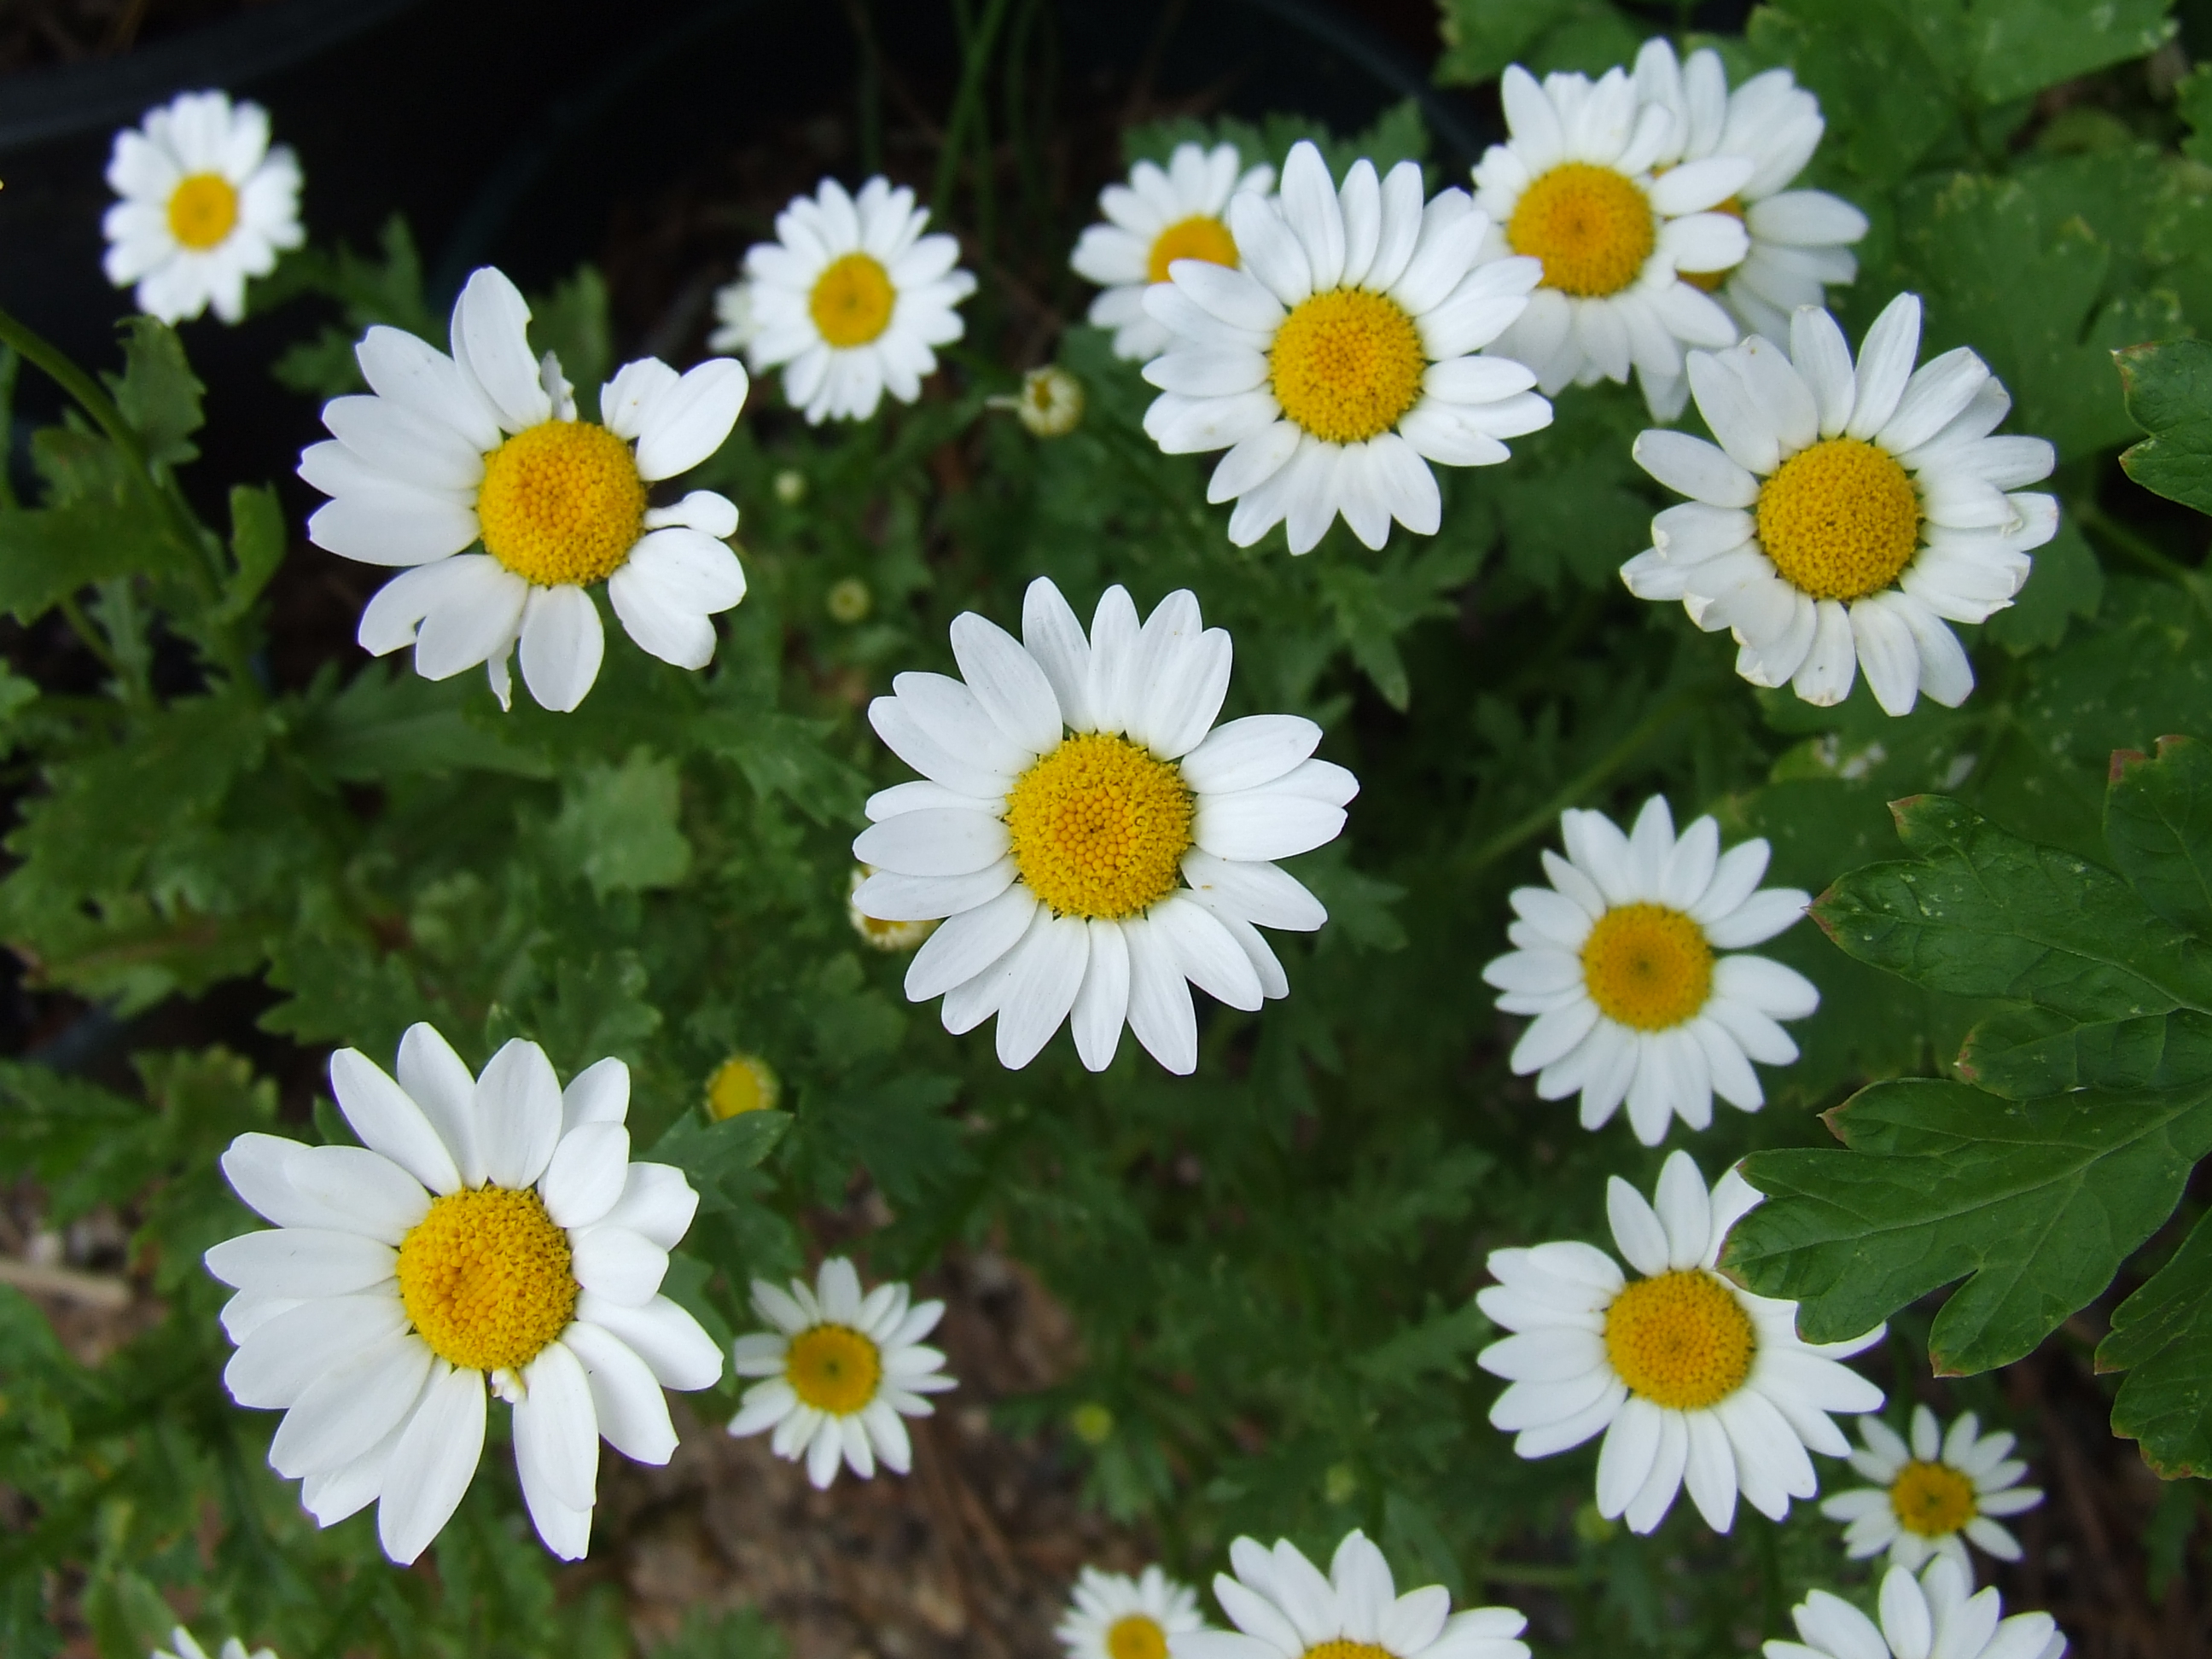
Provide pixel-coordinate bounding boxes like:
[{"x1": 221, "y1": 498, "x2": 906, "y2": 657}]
[
  {"x1": 1479, "y1": 1560, "x2": 1583, "y2": 1588},
  {"x1": 931, "y1": 0, "x2": 1016, "y2": 224},
  {"x1": 55, "y1": 594, "x2": 131, "y2": 687}
]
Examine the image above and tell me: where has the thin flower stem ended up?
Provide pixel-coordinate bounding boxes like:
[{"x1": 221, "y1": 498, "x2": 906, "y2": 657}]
[
  {"x1": 54, "y1": 593, "x2": 131, "y2": 684},
  {"x1": 931, "y1": 0, "x2": 1017, "y2": 226}
]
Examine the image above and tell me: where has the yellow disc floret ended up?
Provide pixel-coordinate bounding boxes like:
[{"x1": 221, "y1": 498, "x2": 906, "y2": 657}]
[
  {"x1": 1268, "y1": 288, "x2": 1427, "y2": 445},
  {"x1": 810, "y1": 252, "x2": 897, "y2": 348},
  {"x1": 707, "y1": 1053, "x2": 780, "y2": 1119},
  {"x1": 1147, "y1": 214, "x2": 1241, "y2": 283},
  {"x1": 1757, "y1": 438, "x2": 1923, "y2": 602},
  {"x1": 785, "y1": 1323, "x2": 882, "y2": 1415},
  {"x1": 1303, "y1": 1643, "x2": 1393, "y2": 1659},
  {"x1": 1508, "y1": 163, "x2": 1656, "y2": 299},
  {"x1": 167, "y1": 172, "x2": 240, "y2": 250},
  {"x1": 1889, "y1": 1459, "x2": 1980, "y2": 1538},
  {"x1": 396, "y1": 1187, "x2": 578, "y2": 1373},
  {"x1": 1604, "y1": 1269, "x2": 1756, "y2": 1412},
  {"x1": 1004, "y1": 732, "x2": 1194, "y2": 919},
  {"x1": 476, "y1": 419, "x2": 646, "y2": 587},
  {"x1": 1580, "y1": 903, "x2": 1713, "y2": 1031},
  {"x1": 1108, "y1": 1616, "x2": 1169, "y2": 1659}
]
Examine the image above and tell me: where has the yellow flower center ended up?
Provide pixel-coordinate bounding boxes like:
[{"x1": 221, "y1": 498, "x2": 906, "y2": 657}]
[
  {"x1": 1679, "y1": 196, "x2": 1743, "y2": 293},
  {"x1": 1756, "y1": 437, "x2": 1924, "y2": 602},
  {"x1": 166, "y1": 172, "x2": 240, "y2": 250},
  {"x1": 1303, "y1": 1644, "x2": 1392, "y2": 1659},
  {"x1": 1507, "y1": 162, "x2": 1656, "y2": 299},
  {"x1": 1004, "y1": 732, "x2": 1193, "y2": 919},
  {"x1": 785, "y1": 1323, "x2": 882, "y2": 1415},
  {"x1": 475, "y1": 419, "x2": 646, "y2": 587},
  {"x1": 1147, "y1": 213, "x2": 1241, "y2": 284},
  {"x1": 810, "y1": 251, "x2": 898, "y2": 348},
  {"x1": 1108, "y1": 1616, "x2": 1169, "y2": 1659},
  {"x1": 1889, "y1": 1459, "x2": 1980, "y2": 1538},
  {"x1": 1604, "y1": 1269, "x2": 1755, "y2": 1412},
  {"x1": 707, "y1": 1054, "x2": 779, "y2": 1119},
  {"x1": 395, "y1": 1187, "x2": 578, "y2": 1374},
  {"x1": 1268, "y1": 288, "x2": 1427, "y2": 445},
  {"x1": 1580, "y1": 903, "x2": 1713, "y2": 1031}
]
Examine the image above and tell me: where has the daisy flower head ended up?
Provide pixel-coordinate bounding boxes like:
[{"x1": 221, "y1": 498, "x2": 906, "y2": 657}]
[
  {"x1": 1767, "y1": 1558, "x2": 2067, "y2": 1659},
  {"x1": 1071, "y1": 140, "x2": 1275, "y2": 363},
  {"x1": 727, "y1": 1256, "x2": 954, "y2": 1488},
  {"x1": 203, "y1": 1025, "x2": 723, "y2": 1564},
  {"x1": 103, "y1": 90, "x2": 302, "y2": 325},
  {"x1": 704, "y1": 1052, "x2": 780, "y2": 1119},
  {"x1": 1179, "y1": 1528, "x2": 1528, "y2": 1659},
  {"x1": 1057, "y1": 1565, "x2": 1207, "y2": 1659},
  {"x1": 1472, "y1": 63, "x2": 1749, "y2": 417},
  {"x1": 1141, "y1": 139, "x2": 1552, "y2": 555},
  {"x1": 1482, "y1": 795, "x2": 1819, "y2": 1145},
  {"x1": 739, "y1": 176, "x2": 975, "y2": 423},
  {"x1": 1821, "y1": 1406, "x2": 2043, "y2": 1574},
  {"x1": 1476, "y1": 1150, "x2": 1885, "y2": 1534},
  {"x1": 707, "y1": 278, "x2": 758, "y2": 354},
  {"x1": 994, "y1": 364, "x2": 1087, "y2": 437},
  {"x1": 154, "y1": 1630, "x2": 276, "y2": 1659},
  {"x1": 1622, "y1": 294, "x2": 2057, "y2": 713},
  {"x1": 851, "y1": 577, "x2": 1357, "y2": 1074},
  {"x1": 298, "y1": 266, "x2": 749, "y2": 713},
  {"x1": 1633, "y1": 38, "x2": 1868, "y2": 342}
]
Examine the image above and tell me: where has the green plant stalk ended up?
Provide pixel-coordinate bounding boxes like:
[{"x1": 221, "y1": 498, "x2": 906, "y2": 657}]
[{"x1": 931, "y1": 0, "x2": 1017, "y2": 224}]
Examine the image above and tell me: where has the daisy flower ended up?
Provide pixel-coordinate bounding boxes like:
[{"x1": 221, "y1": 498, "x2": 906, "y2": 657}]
[
  {"x1": 737, "y1": 176, "x2": 975, "y2": 423},
  {"x1": 203, "y1": 1024, "x2": 723, "y2": 1563},
  {"x1": 707, "y1": 279, "x2": 758, "y2": 354},
  {"x1": 1633, "y1": 39, "x2": 1868, "y2": 342},
  {"x1": 727, "y1": 1257, "x2": 955, "y2": 1487},
  {"x1": 994, "y1": 364, "x2": 1086, "y2": 436},
  {"x1": 1767, "y1": 1558, "x2": 2067, "y2": 1659},
  {"x1": 1476, "y1": 1150, "x2": 1884, "y2": 1534},
  {"x1": 1057, "y1": 1565, "x2": 1208, "y2": 1659},
  {"x1": 1820, "y1": 1406, "x2": 2043, "y2": 1574},
  {"x1": 102, "y1": 90, "x2": 302, "y2": 325},
  {"x1": 1622, "y1": 294, "x2": 2057, "y2": 713},
  {"x1": 298, "y1": 265, "x2": 750, "y2": 712},
  {"x1": 1482, "y1": 795, "x2": 1819, "y2": 1145},
  {"x1": 154, "y1": 1630, "x2": 275, "y2": 1659},
  {"x1": 1141, "y1": 140, "x2": 1551, "y2": 554},
  {"x1": 705, "y1": 1052, "x2": 780, "y2": 1119},
  {"x1": 1177, "y1": 1529, "x2": 1528, "y2": 1659},
  {"x1": 851, "y1": 577, "x2": 1356, "y2": 1074},
  {"x1": 1473, "y1": 63, "x2": 1749, "y2": 417},
  {"x1": 1071, "y1": 140, "x2": 1274, "y2": 363}
]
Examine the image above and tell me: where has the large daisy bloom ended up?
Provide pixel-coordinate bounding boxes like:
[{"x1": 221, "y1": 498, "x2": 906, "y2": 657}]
[
  {"x1": 1477, "y1": 1150, "x2": 1885, "y2": 1534},
  {"x1": 1767, "y1": 1559, "x2": 2067, "y2": 1659},
  {"x1": 1058, "y1": 1565, "x2": 1208, "y2": 1659},
  {"x1": 1482, "y1": 795, "x2": 1818, "y2": 1145},
  {"x1": 1474, "y1": 64, "x2": 1749, "y2": 417},
  {"x1": 851, "y1": 577, "x2": 1356, "y2": 1074},
  {"x1": 1820, "y1": 1406, "x2": 2043, "y2": 1574},
  {"x1": 727, "y1": 1257, "x2": 954, "y2": 1487},
  {"x1": 1140, "y1": 139, "x2": 1551, "y2": 555},
  {"x1": 1633, "y1": 39, "x2": 1867, "y2": 342},
  {"x1": 738, "y1": 177, "x2": 975, "y2": 423},
  {"x1": 298, "y1": 265, "x2": 749, "y2": 712},
  {"x1": 1071, "y1": 141, "x2": 1275, "y2": 363},
  {"x1": 203, "y1": 1025, "x2": 722, "y2": 1564},
  {"x1": 102, "y1": 90, "x2": 302, "y2": 325},
  {"x1": 154, "y1": 1631, "x2": 275, "y2": 1659},
  {"x1": 1622, "y1": 294, "x2": 2057, "y2": 713},
  {"x1": 1177, "y1": 1529, "x2": 1528, "y2": 1659}
]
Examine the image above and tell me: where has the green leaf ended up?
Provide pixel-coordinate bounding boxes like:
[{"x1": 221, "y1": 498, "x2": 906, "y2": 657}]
[
  {"x1": 103, "y1": 317, "x2": 203, "y2": 468},
  {"x1": 544, "y1": 747, "x2": 694, "y2": 896},
  {"x1": 2180, "y1": 64, "x2": 2212, "y2": 166},
  {"x1": 2100, "y1": 1207, "x2": 2212, "y2": 1476},
  {"x1": 2105, "y1": 735, "x2": 2212, "y2": 934},
  {"x1": 1727, "y1": 1075, "x2": 2212, "y2": 1371},
  {"x1": 1964, "y1": 0, "x2": 2174, "y2": 105},
  {"x1": 648, "y1": 1604, "x2": 787, "y2": 1659},
  {"x1": 215, "y1": 484, "x2": 285, "y2": 623},
  {"x1": 0, "y1": 493, "x2": 184, "y2": 622},
  {"x1": 1746, "y1": 0, "x2": 1958, "y2": 189},
  {"x1": 288, "y1": 664, "x2": 554, "y2": 783},
  {"x1": 646, "y1": 1109, "x2": 790, "y2": 1214},
  {"x1": 2117, "y1": 338, "x2": 2212, "y2": 516},
  {"x1": 696, "y1": 711, "x2": 868, "y2": 825},
  {"x1": 1983, "y1": 515, "x2": 2102, "y2": 655},
  {"x1": 1956, "y1": 1004, "x2": 2212, "y2": 1097},
  {"x1": 1434, "y1": 0, "x2": 1639, "y2": 84}
]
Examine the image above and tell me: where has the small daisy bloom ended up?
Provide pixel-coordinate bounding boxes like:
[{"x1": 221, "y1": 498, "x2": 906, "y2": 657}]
[
  {"x1": 154, "y1": 1630, "x2": 275, "y2": 1659},
  {"x1": 1058, "y1": 1565, "x2": 1207, "y2": 1659},
  {"x1": 102, "y1": 90, "x2": 302, "y2": 325},
  {"x1": 1142, "y1": 140, "x2": 1551, "y2": 554},
  {"x1": 299, "y1": 265, "x2": 749, "y2": 712},
  {"x1": 1821, "y1": 1406, "x2": 2043, "y2": 1574},
  {"x1": 707, "y1": 279, "x2": 758, "y2": 354},
  {"x1": 849, "y1": 864, "x2": 938, "y2": 952},
  {"x1": 1767, "y1": 1558, "x2": 2067, "y2": 1659},
  {"x1": 1071, "y1": 140, "x2": 1274, "y2": 362},
  {"x1": 1474, "y1": 64, "x2": 1749, "y2": 417},
  {"x1": 1179, "y1": 1529, "x2": 1528, "y2": 1659},
  {"x1": 1633, "y1": 39, "x2": 1867, "y2": 342},
  {"x1": 994, "y1": 364, "x2": 1086, "y2": 436},
  {"x1": 1622, "y1": 294, "x2": 2057, "y2": 713},
  {"x1": 203, "y1": 1025, "x2": 723, "y2": 1563},
  {"x1": 740, "y1": 176, "x2": 975, "y2": 422},
  {"x1": 1477, "y1": 1150, "x2": 1884, "y2": 1534},
  {"x1": 705, "y1": 1052, "x2": 780, "y2": 1119},
  {"x1": 852, "y1": 577, "x2": 1356, "y2": 1074},
  {"x1": 728, "y1": 1257, "x2": 954, "y2": 1487},
  {"x1": 1483, "y1": 795, "x2": 1819, "y2": 1145}
]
